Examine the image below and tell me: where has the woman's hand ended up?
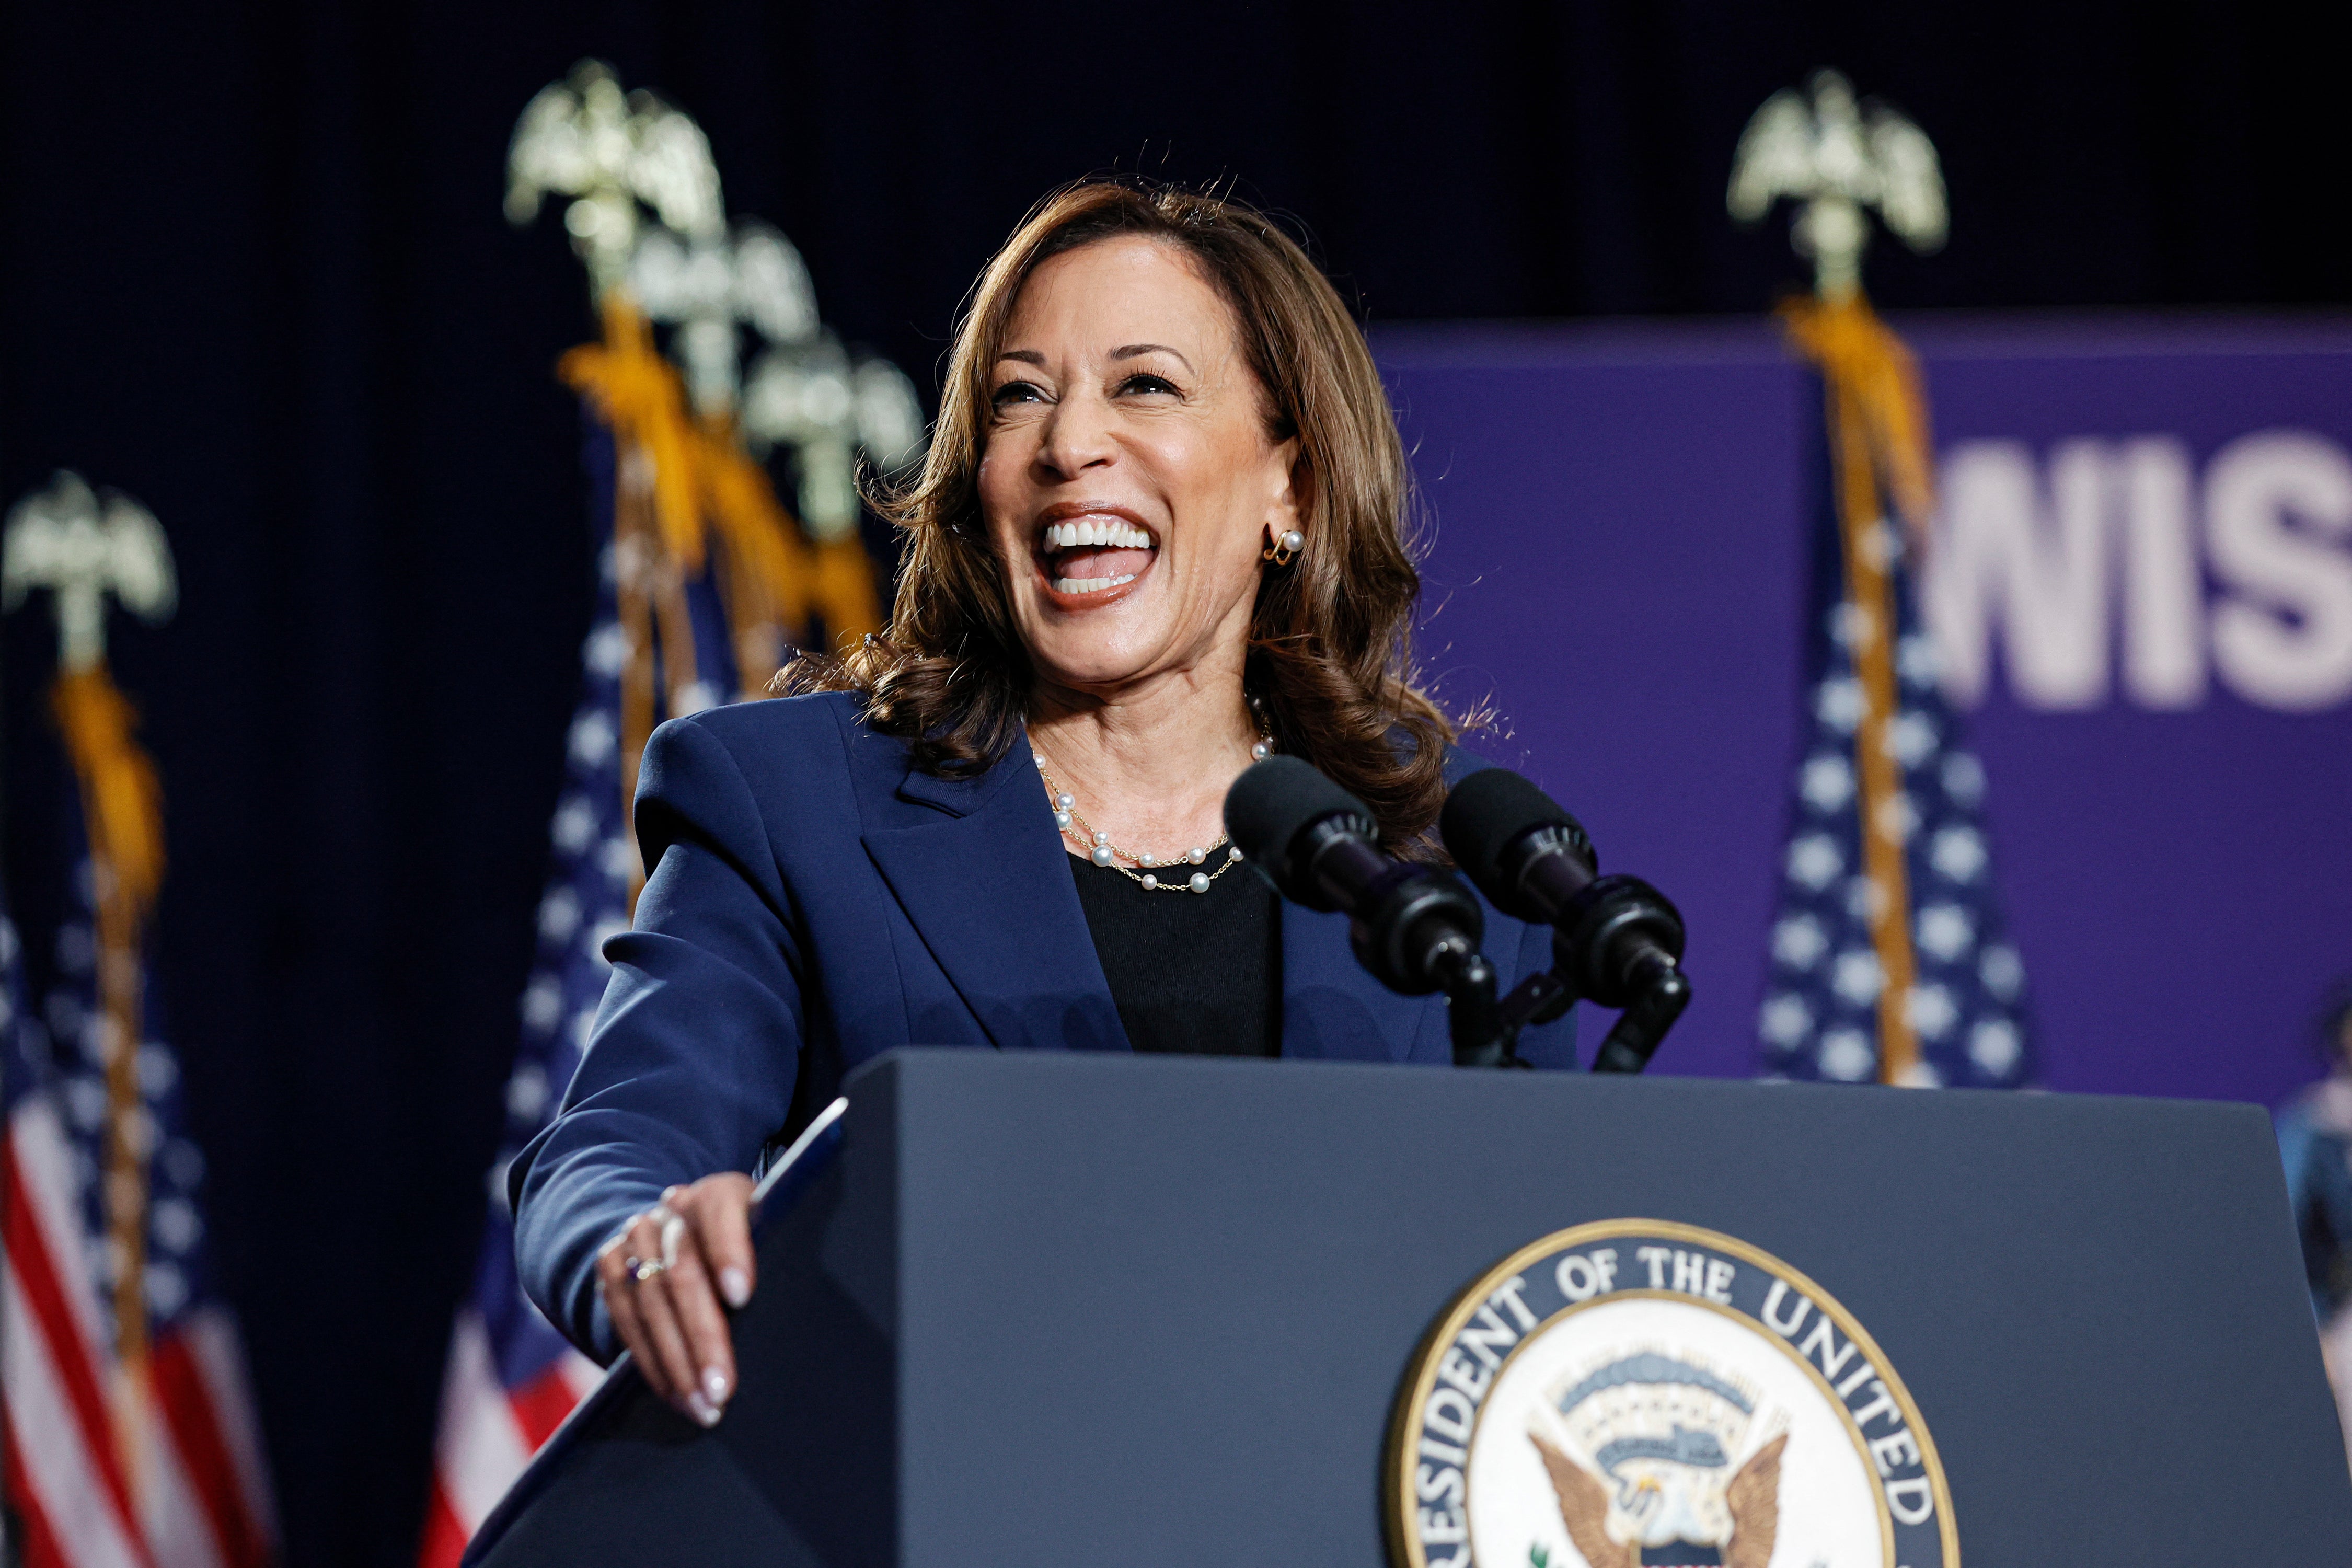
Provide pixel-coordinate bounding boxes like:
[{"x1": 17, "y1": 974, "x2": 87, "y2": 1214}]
[{"x1": 594, "y1": 1173, "x2": 756, "y2": 1426}]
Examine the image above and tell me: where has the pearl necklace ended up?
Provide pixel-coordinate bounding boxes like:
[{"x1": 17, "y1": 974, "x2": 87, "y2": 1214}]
[{"x1": 1033, "y1": 737, "x2": 1273, "y2": 894}]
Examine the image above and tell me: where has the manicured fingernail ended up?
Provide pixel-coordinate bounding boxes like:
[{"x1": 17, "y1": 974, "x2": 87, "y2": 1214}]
[
  {"x1": 719, "y1": 1267, "x2": 750, "y2": 1308},
  {"x1": 687, "y1": 1392, "x2": 720, "y2": 1428},
  {"x1": 702, "y1": 1366, "x2": 730, "y2": 1405}
]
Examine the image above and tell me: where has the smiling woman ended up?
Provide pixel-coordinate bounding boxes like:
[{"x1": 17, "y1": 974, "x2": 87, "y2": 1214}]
[
  {"x1": 797, "y1": 179, "x2": 1452, "y2": 839},
  {"x1": 505, "y1": 179, "x2": 1577, "y2": 1430}
]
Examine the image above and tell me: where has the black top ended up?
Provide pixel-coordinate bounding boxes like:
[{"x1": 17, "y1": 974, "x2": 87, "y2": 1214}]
[{"x1": 1067, "y1": 851, "x2": 1282, "y2": 1057}]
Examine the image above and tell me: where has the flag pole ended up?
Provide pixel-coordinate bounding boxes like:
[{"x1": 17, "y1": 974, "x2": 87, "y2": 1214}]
[
  {"x1": 1731, "y1": 72, "x2": 2033, "y2": 1091},
  {"x1": 1780, "y1": 295, "x2": 1939, "y2": 1082},
  {"x1": 2, "y1": 471, "x2": 179, "y2": 1511}
]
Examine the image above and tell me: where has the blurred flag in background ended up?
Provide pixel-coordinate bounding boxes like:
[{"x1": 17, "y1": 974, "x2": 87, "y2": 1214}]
[
  {"x1": 1728, "y1": 73, "x2": 2033, "y2": 1087},
  {"x1": 1, "y1": 474, "x2": 275, "y2": 1566},
  {"x1": 1756, "y1": 301, "x2": 2034, "y2": 1088},
  {"x1": 420, "y1": 62, "x2": 923, "y2": 1560}
]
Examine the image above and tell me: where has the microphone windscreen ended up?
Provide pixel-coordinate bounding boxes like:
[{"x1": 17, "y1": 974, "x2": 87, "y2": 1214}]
[
  {"x1": 1440, "y1": 767, "x2": 1592, "y2": 917},
  {"x1": 1224, "y1": 756, "x2": 1374, "y2": 895}
]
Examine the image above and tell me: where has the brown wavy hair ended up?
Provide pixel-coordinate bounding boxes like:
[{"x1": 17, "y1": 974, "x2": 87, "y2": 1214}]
[{"x1": 785, "y1": 177, "x2": 1459, "y2": 847}]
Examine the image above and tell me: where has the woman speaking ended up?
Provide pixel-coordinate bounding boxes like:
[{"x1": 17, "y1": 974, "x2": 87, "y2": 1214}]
[{"x1": 511, "y1": 179, "x2": 1576, "y2": 1427}]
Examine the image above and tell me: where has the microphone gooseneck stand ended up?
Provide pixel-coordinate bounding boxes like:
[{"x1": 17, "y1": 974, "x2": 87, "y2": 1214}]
[{"x1": 1422, "y1": 872, "x2": 1692, "y2": 1073}]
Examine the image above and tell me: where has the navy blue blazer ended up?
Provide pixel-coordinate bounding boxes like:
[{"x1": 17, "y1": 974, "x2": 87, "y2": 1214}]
[{"x1": 511, "y1": 689, "x2": 1576, "y2": 1359}]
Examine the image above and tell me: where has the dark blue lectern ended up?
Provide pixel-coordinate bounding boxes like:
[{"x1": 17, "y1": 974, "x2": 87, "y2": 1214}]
[{"x1": 465, "y1": 1050, "x2": 2352, "y2": 1565}]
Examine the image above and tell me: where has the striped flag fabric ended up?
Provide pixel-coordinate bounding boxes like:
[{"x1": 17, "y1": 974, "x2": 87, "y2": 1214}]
[
  {"x1": 1757, "y1": 297, "x2": 2034, "y2": 1088},
  {"x1": 1, "y1": 676, "x2": 275, "y2": 1567}
]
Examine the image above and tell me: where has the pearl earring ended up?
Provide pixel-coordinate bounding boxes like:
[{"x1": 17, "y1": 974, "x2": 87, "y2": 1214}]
[{"x1": 1263, "y1": 529, "x2": 1305, "y2": 567}]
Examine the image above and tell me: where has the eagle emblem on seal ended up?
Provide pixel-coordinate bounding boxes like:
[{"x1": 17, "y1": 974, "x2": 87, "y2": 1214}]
[
  {"x1": 1526, "y1": 1351, "x2": 1785, "y2": 1568},
  {"x1": 1384, "y1": 1223, "x2": 1954, "y2": 1568}
]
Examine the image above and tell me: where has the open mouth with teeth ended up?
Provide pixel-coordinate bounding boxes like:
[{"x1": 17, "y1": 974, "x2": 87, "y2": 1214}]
[{"x1": 1035, "y1": 512, "x2": 1158, "y2": 605}]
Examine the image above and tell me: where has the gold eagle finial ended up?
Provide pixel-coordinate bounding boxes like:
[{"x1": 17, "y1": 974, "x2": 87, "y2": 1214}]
[{"x1": 1728, "y1": 70, "x2": 1947, "y2": 301}]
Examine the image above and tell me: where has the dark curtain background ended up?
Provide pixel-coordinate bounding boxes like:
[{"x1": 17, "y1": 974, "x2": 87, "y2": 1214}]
[{"x1": 1, "y1": 2, "x2": 2343, "y2": 1561}]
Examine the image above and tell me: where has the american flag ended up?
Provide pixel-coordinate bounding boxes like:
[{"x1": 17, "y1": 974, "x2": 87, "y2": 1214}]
[
  {"x1": 417, "y1": 416, "x2": 735, "y2": 1563},
  {"x1": 1, "y1": 790, "x2": 275, "y2": 1564},
  {"x1": 1758, "y1": 321, "x2": 2034, "y2": 1088}
]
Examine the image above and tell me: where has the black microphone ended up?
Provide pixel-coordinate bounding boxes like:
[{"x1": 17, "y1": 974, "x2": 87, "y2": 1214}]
[
  {"x1": 1438, "y1": 766, "x2": 1599, "y2": 926},
  {"x1": 1224, "y1": 756, "x2": 1490, "y2": 1002},
  {"x1": 1440, "y1": 767, "x2": 1691, "y2": 1072}
]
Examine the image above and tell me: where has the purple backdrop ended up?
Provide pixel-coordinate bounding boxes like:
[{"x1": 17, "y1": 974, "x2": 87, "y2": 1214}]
[{"x1": 1379, "y1": 317, "x2": 2352, "y2": 1106}]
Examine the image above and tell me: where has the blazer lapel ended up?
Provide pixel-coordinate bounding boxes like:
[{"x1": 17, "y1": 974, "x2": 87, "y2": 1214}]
[
  {"x1": 1277, "y1": 896, "x2": 1445, "y2": 1064},
  {"x1": 861, "y1": 734, "x2": 1129, "y2": 1054}
]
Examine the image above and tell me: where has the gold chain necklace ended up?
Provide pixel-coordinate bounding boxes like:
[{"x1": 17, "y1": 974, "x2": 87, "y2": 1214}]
[{"x1": 1032, "y1": 736, "x2": 1272, "y2": 894}]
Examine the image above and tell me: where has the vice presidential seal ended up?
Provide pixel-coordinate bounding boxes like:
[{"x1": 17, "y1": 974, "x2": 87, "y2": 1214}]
[{"x1": 1385, "y1": 1220, "x2": 1956, "y2": 1568}]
